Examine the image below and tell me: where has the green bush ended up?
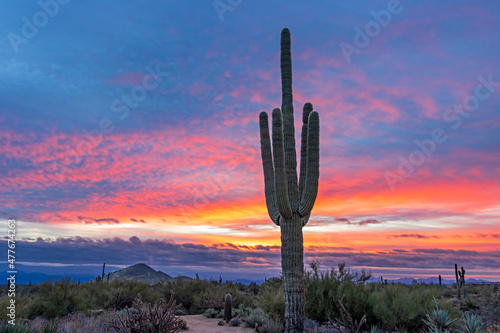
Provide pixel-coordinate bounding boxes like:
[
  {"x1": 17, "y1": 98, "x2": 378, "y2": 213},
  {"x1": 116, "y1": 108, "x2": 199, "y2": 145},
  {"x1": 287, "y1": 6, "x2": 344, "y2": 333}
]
[
  {"x1": 368, "y1": 283, "x2": 441, "y2": 331},
  {"x1": 256, "y1": 276, "x2": 284, "y2": 322},
  {"x1": 242, "y1": 308, "x2": 267, "y2": 328},
  {"x1": 160, "y1": 277, "x2": 253, "y2": 314},
  {"x1": 304, "y1": 261, "x2": 372, "y2": 325}
]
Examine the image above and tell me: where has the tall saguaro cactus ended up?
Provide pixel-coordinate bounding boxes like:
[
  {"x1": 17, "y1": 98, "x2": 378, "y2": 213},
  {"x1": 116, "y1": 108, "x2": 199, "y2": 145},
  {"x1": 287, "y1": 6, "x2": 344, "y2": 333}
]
[{"x1": 259, "y1": 28, "x2": 320, "y2": 333}]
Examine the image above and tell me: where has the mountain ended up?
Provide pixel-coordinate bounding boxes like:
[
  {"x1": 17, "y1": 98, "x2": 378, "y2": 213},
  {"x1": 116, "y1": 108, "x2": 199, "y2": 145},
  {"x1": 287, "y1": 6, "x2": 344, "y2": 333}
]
[
  {"x1": 374, "y1": 276, "x2": 497, "y2": 285},
  {"x1": 230, "y1": 278, "x2": 266, "y2": 285},
  {"x1": 108, "y1": 263, "x2": 191, "y2": 284}
]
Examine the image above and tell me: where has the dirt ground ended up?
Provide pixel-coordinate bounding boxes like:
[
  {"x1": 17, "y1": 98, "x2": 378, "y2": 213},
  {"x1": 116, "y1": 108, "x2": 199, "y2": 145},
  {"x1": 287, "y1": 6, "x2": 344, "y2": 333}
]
[{"x1": 181, "y1": 314, "x2": 256, "y2": 333}]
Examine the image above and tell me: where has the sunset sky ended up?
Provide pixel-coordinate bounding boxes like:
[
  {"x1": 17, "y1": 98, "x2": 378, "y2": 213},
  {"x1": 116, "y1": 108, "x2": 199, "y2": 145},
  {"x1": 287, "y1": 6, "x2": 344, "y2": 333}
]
[{"x1": 1, "y1": 1, "x2": 499, "y2": 282}]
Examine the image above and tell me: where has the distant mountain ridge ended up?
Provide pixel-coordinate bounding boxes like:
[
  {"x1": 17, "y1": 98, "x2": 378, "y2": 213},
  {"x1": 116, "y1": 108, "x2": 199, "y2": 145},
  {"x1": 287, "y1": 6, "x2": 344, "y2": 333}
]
[
  {"x1": 372, "y1": 276, "x2": 497, "y2": 285},
  {"x1": 107, "y1": 263, "x2": 192, "y2": 284},
  {"x1": 2, "y1": 262, "x2": 498, "y2": 285}
]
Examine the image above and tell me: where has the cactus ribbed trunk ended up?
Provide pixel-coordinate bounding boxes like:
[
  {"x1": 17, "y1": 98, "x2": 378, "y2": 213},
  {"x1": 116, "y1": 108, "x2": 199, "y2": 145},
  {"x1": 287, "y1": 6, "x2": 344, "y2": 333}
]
[
  {"x1": 281, "y1": 214, "x2": 305, "y2": 331},
  {"x1": 259, "y1": 28, "x2": 320, "y2": 333}
]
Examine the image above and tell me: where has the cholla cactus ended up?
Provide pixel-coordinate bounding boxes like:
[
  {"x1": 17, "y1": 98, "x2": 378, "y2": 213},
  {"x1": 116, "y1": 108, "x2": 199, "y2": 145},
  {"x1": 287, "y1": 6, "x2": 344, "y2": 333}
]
[
  {"x1": 105, "y1": 292, "x2": 183, "y2": 333},
  {"x1": 259, "y1": 28, "x2": 320, "y2": 332}
]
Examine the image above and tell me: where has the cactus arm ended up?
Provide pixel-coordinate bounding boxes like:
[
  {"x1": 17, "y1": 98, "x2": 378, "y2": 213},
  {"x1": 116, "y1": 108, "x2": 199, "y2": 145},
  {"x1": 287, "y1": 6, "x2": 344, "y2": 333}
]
[
  {"x1": 299, "y1": 111, "x2": 320, "y2": 217},
  {"x1": 281, "y1": 28, "x2": 293, "y2": 110},
  {"x1": 299, "y1": 103, "x2": 313, "y2": 199},
  {"x1": 259, "y1": 111, "x2": 280, "y2": 225},
  {"x1": 280, "y1": 29, "x2": 299, "y2": 207},
  {"x1": 272, "y1": 108, "x2": 292, "y2": 220}
]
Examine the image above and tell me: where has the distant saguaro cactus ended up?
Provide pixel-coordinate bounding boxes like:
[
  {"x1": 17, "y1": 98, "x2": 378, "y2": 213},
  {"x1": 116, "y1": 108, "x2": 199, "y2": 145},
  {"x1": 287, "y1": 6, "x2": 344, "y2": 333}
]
[
  {"x1": 224, "y1": 293, "x2": 232, "y2": 323},
  {"x1": 259, "y1": 28, "x2": 320, "y2": 332},
  {"x1": 458, "y1": 266, "x2": 466, "y2": 298},
  {"x1": 101, "y1": 262, "x2": 106, "y2": 283}
]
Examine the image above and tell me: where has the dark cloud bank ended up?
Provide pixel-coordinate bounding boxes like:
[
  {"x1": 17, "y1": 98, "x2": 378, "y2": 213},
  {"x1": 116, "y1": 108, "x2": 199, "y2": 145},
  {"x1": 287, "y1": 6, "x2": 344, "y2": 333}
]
[{"x1": 4, "y1": 236, "x2": 499, "y2": 281}]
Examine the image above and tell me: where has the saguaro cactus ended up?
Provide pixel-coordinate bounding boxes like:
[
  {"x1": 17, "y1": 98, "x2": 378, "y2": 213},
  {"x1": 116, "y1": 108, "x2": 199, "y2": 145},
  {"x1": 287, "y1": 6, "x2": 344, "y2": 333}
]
[
  {"x1": 224, "y1": 293, "x2": 232, "y2": 323},
  {"x1": 259, "y1": 28, "x2": 320, "y2": 333},
  {"x1": 455, "y1": 264, "x2": 460, "y2": 298},
  {"x1": 458, "y1": 266, "x2": 466, "y2": 298},
  {"x1": 101, "y1": 262, "x2": 106, "y2": 283}
]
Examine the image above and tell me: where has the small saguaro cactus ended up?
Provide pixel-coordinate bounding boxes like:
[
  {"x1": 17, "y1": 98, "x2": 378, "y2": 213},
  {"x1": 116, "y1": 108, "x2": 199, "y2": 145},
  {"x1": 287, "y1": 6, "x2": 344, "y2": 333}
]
[
  {"x1": 439, "y1": 275, "x2": 442, "y2": 288},
  {"x1": 224, "y1": 293, "x2": 232, "y2": 323},
  {"x1": 259, "y1": 28, "x2": 320, "y2": 332},
  {"x1": 101, "y1": 262, "x2": 106, "y2": 282},
  {"x1": 455, "y1": 264, "x2": 461, "y2": 298},
  {"x1": 458, "y1": 266, "x2": 466, "y2": 298}
]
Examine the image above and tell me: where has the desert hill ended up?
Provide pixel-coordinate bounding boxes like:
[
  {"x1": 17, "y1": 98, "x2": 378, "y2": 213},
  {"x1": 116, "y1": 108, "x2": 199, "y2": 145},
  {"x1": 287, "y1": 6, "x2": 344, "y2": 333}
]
[{"x1": 108, "y1": 263, "x2": 191, "y2": 284}]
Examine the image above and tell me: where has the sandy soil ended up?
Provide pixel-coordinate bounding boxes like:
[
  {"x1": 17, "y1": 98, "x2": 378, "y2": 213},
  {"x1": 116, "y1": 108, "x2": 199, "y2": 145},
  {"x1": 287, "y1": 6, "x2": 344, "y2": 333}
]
[{"x1": 181, "y1": 314, "x2": 256, "y2": 333}]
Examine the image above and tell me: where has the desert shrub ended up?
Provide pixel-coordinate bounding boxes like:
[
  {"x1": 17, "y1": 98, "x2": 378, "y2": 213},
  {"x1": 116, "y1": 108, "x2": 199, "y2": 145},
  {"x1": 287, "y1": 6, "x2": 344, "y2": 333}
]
[
  {"x1": 201, "y1": 298, "x2": 224, "y2": 310},
  {"x1": 195, "y1": 286, "x2": 230, "y2": 311},
  {"x1": 256, "y1": 276, "x2": 284, "y2": 322},
  {"x1": 261, "y1": 318, "x2": 284, "y2": 333},
  {"x1": 14, "y1": 277, "x2": 160, "y2": 320},
  {"x1": 107, "y1": 280, "x2": 157, "y2": 306},
  {"x1": 248, "y1": 281, "x2": 260, "y2": 295},
  {"x1": 229, "y1": 316, "x2": 242, "y2": 327},
  {"x1": 105, "y1": 293, "x2": 182, "y2": 333},
  {"x1": 461, "y1": 298, "x2": 480, "y2": 312},
  {"x1": 368, "y1": 283, "x2": 440, "y2": 331},
  {"x1": 476, "y1": 284, "x2": 500, "y2": 323},
  {"x1": 233, "y1": 304, "x2": 251, "y2": 318},
  {"x1": 203, "y1": 308, "x2": 219, "y2": 318},
  {"x1": 441, "y1": 286, "x2": 455, "y2": 298},
  {"x1": 242, "y1": 308, "x2": 266, "y2": 328},
  {"x1": 304, "y1": 261, "x2": 372, "y2": 325},
  {"x1": 304, "y1": 318, "x2": 322, "y2": 332},
  {"x1": 160, "y1": 277, "x2": 252, "y2": 314},
  {"x1": 104, "y1": 292, "x2": 135, "y2": 311},
  {"x1": 24, "y1": 278, "x2": 81, "y2": 319}
]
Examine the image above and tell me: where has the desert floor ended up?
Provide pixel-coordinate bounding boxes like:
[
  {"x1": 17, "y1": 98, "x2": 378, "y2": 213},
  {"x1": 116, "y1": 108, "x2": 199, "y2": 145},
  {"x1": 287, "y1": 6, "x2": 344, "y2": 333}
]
[{"x1": 181, "y1": 314, "x2": 256, "y2": 333}]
